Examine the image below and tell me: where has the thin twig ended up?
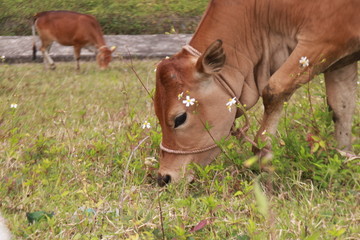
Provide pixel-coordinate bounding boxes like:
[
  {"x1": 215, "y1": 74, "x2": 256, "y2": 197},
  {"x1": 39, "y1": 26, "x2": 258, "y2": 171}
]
[
  {"x1": 59, "y1": 117, "x2": 75, "y2": 156},
  {"x1": 157, "y1": 190, "x2": 165, "y2": 240},
  {"x1": 126, "y1": 47, "x2": 154, "y2": 101},
  {"x1": 283, "y1": 103, "x2": 289, "y2": 137},
  {"x1": 119, "y1": 136, "x2": 150, "y2": 213},
  {"x1": 306, "y1": 69, "x2": 320, "y2": 134}
]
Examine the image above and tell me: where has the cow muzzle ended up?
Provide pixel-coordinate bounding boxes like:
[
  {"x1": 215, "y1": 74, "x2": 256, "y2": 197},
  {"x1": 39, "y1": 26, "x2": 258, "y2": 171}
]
[
  {"x1": 157, "y1": 168, "x2": 195, "y2": 187},
  {"x1": 157, "y1": 173, "x2": 172, "y2": 187}
]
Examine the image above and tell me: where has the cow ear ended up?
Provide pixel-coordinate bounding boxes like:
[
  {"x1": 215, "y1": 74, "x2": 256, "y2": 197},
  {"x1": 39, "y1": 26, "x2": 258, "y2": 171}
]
[{"x1": 196, "y1": 40, "x2": 225, "y2": 75}]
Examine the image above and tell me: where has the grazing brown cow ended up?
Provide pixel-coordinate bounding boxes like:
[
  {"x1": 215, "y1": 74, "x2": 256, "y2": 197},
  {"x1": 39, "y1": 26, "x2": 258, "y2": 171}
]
[
  {"x1": 155, "y1": 0, "x2": 360, "y2": 186},
  {"x1": 32, "y1": 11, "x2": 116, "y2": 70}
]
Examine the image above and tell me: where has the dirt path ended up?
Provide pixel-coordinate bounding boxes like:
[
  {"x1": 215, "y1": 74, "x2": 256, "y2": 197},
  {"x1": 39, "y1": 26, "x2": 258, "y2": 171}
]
[{"x1": 0, "y1": 34, "x2": 192, "y2": 63}]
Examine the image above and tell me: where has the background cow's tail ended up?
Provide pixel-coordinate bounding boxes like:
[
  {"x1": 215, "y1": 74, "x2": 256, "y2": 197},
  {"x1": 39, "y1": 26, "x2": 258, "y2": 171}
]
[{"x1": 32, "y1": 18, "x2": 37, "y2": 61}]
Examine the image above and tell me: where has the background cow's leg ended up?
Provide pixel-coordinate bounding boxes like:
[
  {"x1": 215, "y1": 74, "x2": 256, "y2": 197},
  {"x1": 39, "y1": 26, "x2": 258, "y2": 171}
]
[
  {"x1": 324, "y1": 62, "x2": 358, "y2": 151},
  {"x1": 73, "y1": 46, "x2": 81, "y2": 70},
  {"x1": 46, "y1": 44, "x2": 56, "y2": 70},
  {"x1": 40, "y1": 41, "x2": 55, "y2": 70}
]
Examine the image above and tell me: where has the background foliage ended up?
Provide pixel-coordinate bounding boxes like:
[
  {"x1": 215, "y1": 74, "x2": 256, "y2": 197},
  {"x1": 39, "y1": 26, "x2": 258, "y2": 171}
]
[{"x1": 0, "y1": 0, "x2": 208, "y2": 35}]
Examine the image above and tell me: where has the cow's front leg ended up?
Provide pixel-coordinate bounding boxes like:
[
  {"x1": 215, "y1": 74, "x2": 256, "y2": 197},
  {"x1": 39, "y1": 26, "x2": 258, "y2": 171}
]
[
  {"x1": 252, "y1": 46, "x2": 331, "y2": 157},
  {"x1": 253, "y1": 85, "x2": 293, "y2": 158}
]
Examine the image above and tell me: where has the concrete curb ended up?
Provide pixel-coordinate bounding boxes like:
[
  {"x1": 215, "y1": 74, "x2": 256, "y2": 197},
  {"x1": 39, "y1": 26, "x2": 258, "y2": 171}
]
[{"x1": 0, "y1": 34, "x2": 193, "y2": 64}]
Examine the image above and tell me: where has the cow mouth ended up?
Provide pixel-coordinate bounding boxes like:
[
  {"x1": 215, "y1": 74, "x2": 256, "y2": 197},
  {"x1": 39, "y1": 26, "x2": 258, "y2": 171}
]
[
  {"x1": 157, "y1": 171, "x2": 195, "y2": 187},
  {"x1": 157, "y1": 174, "x2": 171, "y2": 187}
]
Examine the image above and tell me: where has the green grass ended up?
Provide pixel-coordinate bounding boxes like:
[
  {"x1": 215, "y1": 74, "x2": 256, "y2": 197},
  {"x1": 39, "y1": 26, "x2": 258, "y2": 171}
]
[
  {"x1": 0, "y1": 60, "x2": 359, "y2": 239},
  {"x1": 0, "y1": 0, "x2": 208, "y2": 35}
]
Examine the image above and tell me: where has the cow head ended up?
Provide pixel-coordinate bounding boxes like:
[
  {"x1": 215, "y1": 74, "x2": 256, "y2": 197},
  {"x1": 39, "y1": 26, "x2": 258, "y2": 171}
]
[
  {"x1": 97, "y1": 46, "x2": 116, "y2": 69},
  {"x1": 154, "y1": 40, "x2": 237, "y2": 186}
]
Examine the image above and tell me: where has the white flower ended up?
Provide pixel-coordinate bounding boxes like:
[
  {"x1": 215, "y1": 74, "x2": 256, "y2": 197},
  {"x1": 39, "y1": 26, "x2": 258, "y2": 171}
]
[
  {"x1": 142, "y1": 120, "x2": 151, "y2": 129},
  {"x1": 144, "y1": 157, "x2": 157, "y2": 167},
  {"x1": 182, "y1": 95, "x2": 195, "y2": 107},
  {"x1": 0, "y1": 55, "x2": 5, "y2": 60},
  {"x1": 226, "y1": 97, "x2": 237, "y2": 112},
  {"x1": 10, "y1": 103, "x2": 17, "y2": 109},
  {"x1": 177, "y1": 92, "x2": 184, "y2": 100},
  {"x1": 226, "y1": 97, "x2": 236, "y2": 107},
  {"x1": 299, "y1": 56, "x2": 309, "y2": 68}
]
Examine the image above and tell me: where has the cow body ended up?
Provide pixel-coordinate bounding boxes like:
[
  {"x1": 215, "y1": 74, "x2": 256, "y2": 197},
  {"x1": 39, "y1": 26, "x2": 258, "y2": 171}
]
[
  {"x1": 155, "y1": 0, "x2": 360, "y2": 185},
  {"x1": 32, "y1": 11, "x2": 115, "y2": 70}
]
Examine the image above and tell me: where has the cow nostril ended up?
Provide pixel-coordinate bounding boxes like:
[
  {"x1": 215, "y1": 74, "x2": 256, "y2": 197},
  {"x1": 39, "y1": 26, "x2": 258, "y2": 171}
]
[
  {"x1": 164, "y1": 174, "x2": 171, "y2": 184},
  {"x1": 157, "y1": 174, "x2": 171, "y2": 187}
]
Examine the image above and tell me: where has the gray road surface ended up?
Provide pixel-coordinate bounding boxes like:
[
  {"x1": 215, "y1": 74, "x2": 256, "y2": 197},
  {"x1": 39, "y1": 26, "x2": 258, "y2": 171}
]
[{"x1": 0, "y1": 34, "x2": 192, "y2": 64}]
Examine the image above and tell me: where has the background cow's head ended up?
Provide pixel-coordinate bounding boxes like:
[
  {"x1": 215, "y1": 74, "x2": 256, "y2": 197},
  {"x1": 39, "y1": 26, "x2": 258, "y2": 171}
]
[
  {"x1": 154, "y1": 40, "x2": 237, "y2": 186},
  {"x1": 97, "y1": 46, "x2": 116, "y2": 69}
]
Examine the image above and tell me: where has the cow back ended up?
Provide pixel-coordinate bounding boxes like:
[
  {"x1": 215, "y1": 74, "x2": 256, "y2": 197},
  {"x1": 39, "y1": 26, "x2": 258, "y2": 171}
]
[{"x1": 34, "y1": 11, "x2": 105, "y2": 47}]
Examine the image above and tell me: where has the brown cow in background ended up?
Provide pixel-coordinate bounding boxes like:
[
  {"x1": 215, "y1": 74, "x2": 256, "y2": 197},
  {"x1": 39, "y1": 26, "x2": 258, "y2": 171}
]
[{"x1": 32, "y1": 11, "x2": 116, "y2": 70}]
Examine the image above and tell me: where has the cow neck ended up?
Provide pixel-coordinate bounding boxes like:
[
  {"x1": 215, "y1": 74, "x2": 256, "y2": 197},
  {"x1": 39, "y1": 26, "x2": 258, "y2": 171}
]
[
  {"x1": 188, "y1": 0, "x2": 263, "y2": 108},
  {"x1": 182, "y1": 45, "x2": 238, "y2": 99},
  {"x1": 190, "y1": 37, "x2": 262, "y2": 109},
  {"x1": 183, "y1": 44, "x2": 242, "y2": 116}
]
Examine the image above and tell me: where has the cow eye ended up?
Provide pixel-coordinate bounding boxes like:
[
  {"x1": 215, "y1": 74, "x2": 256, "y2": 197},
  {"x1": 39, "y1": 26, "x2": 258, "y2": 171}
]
[{"x1": 174, "y1": 112, "x2": 187, "y2": 128}]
